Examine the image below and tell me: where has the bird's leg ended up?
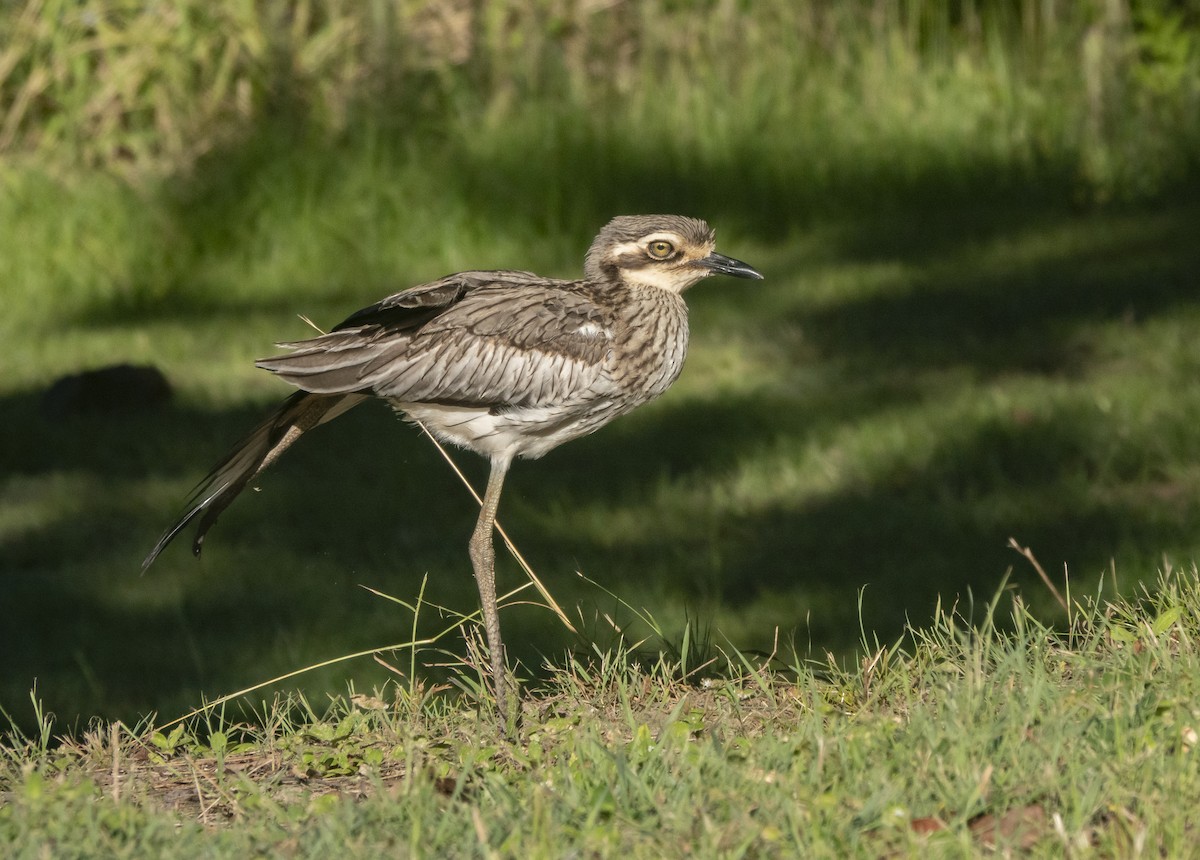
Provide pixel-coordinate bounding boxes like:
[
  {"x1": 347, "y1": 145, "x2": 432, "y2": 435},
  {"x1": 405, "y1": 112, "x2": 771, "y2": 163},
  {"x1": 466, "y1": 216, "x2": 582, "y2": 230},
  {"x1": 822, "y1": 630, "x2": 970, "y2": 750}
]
[{"x1": 468, "y1": 455, "x2": 514, "y2": 729}]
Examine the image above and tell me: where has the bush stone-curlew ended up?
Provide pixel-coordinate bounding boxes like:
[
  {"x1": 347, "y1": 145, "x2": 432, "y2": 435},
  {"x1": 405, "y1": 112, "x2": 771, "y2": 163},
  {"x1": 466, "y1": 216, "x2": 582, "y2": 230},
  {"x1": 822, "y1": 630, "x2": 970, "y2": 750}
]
[{"x1": 143, "y1": 214, "x2": 763, "y2": 725}]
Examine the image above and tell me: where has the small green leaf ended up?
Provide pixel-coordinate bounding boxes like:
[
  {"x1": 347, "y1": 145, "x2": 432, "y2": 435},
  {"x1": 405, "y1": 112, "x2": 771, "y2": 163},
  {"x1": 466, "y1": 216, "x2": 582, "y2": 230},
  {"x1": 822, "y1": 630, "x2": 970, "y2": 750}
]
[
  {"x1": 628, "y1": 723, "x2": 655, "y2": 762},
  {"x1": 662, "y1": 720, "x2": 692, "y2": 747},
  {"x1": 1109, "y1": 625, "x2": 1138, "y2": 643},
  {"x1": 1151, "y1": 605, "x2": 1184, "y2": 636}
]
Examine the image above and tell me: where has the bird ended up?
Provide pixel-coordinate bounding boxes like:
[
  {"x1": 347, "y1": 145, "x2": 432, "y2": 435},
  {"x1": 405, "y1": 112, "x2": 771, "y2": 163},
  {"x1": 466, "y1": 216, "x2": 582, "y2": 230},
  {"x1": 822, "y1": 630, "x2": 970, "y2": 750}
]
[{"x1": 143, "y1": 214, "x2": 763, "y2": 726}]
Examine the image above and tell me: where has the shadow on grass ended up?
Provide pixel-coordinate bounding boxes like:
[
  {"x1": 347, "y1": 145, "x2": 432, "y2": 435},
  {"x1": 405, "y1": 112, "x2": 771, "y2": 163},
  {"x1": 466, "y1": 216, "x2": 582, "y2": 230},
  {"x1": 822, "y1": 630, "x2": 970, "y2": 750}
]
[
  {"x1": 8, "y1": 92, "x2": 1200, "y2": 732},
  {"x1": 61, "y1": 90, "x2": 1117, "y2": 330},
  {"x1": 6, "y1": 282, "x2": 1200, "y2": 733},
  {"x1": 791, "y1": 209, "x2": 1200, "y2": 378}
]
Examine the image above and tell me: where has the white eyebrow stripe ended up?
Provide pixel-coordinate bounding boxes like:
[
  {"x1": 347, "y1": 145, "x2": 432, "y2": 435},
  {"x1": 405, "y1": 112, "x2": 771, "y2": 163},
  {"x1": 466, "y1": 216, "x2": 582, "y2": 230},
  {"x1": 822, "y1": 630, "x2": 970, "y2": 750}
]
[
  {"x1": 610, "y1": 233, "x2": 687, "y2": 258},
  {"x1": 640, "y1": 232, "x2": 685, "y2": 246},
  {"x1": 609, "y1": 241, "x2": 643, "y2": 257}
]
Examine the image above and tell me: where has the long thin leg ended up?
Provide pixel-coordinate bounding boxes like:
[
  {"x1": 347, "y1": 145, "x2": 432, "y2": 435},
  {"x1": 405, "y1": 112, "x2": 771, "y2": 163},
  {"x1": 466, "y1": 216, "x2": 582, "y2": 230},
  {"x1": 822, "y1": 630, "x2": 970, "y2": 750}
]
[{"x1": 468, "y1": 455, "x2": 512, "y2": 726}]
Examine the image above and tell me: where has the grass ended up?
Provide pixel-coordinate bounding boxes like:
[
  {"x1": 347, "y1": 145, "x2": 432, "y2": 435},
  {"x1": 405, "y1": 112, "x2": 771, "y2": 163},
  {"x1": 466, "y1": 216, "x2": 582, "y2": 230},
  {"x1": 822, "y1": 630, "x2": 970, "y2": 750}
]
[
  {"x1": 3, "y1": 0, "x2": 1200, "y2": 849},
  {"x1": 6, "y1": 176, "x2": 1199, "y2": 731},
  {"x1": 3, "y1": 570, "x2": 1199, "y2": 855}
]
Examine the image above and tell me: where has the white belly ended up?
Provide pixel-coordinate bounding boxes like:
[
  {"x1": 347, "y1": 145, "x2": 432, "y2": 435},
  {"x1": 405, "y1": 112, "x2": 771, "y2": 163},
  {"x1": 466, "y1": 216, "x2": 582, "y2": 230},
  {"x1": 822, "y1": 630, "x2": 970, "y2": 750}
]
[{"x1": 395, "y1": 400, "x2": 623, "y2": 461}]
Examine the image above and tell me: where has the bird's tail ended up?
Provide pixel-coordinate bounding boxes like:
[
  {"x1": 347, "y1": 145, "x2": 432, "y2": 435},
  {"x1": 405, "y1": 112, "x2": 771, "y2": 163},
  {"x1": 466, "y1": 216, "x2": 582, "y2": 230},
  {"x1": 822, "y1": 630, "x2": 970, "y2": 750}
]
[{"x1": 142, "y1": 391, "x2": 365, "y2": 570}]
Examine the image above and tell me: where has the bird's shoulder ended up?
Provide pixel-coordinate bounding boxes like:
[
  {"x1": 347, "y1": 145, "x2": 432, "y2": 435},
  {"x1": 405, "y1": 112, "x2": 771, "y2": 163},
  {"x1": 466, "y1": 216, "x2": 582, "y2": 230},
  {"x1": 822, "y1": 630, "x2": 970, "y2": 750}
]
[
  {"x1": 336, "y1": 271, "x2": 621, "y2": 363},
  {"x1": 331, "y1": 270, "x2": 534, "y2": 332}
]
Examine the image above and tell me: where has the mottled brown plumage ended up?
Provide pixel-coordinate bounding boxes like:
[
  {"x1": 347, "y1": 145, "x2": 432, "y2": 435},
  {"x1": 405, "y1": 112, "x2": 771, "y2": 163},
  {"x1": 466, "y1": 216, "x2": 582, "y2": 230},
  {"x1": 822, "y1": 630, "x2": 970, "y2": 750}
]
[{"x1": 143, "y1": 214, "x2": 762, "y2": 726}]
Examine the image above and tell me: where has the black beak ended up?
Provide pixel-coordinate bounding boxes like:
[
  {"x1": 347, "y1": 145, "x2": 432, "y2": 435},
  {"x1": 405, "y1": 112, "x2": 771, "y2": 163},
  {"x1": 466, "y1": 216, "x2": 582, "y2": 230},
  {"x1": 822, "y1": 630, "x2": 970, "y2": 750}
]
[{"x1": 697, "y1": 252, "x2": 764, "y2": 280}]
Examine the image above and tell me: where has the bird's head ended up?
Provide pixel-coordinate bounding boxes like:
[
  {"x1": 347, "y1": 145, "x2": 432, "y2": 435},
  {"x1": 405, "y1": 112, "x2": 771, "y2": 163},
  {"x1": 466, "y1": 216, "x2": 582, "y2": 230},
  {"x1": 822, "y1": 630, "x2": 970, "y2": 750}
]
[{"x1": 584, "y1": 215, "x2": 763, "y2": 292}]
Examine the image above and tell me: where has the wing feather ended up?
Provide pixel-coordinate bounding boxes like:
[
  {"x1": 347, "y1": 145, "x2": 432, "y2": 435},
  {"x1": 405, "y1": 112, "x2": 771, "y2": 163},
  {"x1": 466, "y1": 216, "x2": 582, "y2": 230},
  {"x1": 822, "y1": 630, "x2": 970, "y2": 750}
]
[{"x1": 256, "y1": 275, "x2": 617, "y2": 408}]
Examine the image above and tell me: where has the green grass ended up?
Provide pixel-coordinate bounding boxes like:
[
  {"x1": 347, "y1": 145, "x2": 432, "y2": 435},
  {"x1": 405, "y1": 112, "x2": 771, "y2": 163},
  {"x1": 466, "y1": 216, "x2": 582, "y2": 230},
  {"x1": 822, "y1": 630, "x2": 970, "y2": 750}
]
[
  {"x1": 4, "y1": 1, "x2": 1200, "y2": 852},
  {"x1": 3, "y1": 571, "x2": 1199, "y2": 856},
  {"x1": 2, "y1": 0, "x2": 1200, "y2": 777},
  {"x1": 6, "y1": 167, "x2": 1199, "y2": 730}
]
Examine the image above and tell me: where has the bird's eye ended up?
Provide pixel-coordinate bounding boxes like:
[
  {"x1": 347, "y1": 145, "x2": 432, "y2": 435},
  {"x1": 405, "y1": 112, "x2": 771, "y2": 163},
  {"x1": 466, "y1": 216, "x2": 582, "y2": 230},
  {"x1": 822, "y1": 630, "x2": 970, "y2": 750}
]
[{"x1": 647, "y1": 240, "x2": 675, "y2": 259}]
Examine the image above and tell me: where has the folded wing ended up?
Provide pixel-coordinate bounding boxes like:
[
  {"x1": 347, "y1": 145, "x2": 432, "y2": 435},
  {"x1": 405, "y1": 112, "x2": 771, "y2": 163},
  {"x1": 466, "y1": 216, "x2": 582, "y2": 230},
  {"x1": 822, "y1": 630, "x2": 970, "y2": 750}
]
[{"x1": 256, "y1": 273, "x2": 617, "y2": 409}]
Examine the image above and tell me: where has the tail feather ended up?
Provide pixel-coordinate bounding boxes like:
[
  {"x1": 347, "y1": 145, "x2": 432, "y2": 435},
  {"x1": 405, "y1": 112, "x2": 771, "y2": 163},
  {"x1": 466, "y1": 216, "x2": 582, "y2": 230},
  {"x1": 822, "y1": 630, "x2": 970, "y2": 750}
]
[{"x1": 142, "y1": 391, "x2": 365, "y2": 570}]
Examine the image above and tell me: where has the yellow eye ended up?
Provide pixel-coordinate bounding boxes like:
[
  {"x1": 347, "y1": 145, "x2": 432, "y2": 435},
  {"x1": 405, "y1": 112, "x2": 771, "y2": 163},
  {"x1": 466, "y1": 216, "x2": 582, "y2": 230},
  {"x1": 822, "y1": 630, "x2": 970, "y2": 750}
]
[{"x1": 647, "y1": 240, "x2": 675, "y2": 259}]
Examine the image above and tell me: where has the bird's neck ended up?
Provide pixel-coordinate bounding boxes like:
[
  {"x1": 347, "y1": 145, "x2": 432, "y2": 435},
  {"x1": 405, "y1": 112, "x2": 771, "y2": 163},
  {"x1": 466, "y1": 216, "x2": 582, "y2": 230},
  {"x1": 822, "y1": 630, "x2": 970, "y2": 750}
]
[{"x1": 612, "y1": 285, "x2": 690, "y2": 398}]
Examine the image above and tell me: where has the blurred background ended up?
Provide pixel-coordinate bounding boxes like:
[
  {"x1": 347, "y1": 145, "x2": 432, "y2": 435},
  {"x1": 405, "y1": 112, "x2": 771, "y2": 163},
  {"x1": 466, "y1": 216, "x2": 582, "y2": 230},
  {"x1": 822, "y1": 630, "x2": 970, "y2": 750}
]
[{"x1": 2, "y1": 0, "x2": 1199, "y2": 732}]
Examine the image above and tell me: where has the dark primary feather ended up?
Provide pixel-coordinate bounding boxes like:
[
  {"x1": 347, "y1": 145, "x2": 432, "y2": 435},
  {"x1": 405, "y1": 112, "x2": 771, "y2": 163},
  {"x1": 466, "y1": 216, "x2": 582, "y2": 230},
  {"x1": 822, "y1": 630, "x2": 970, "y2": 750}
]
[
  {"x1": 140, "y1": 391, "x2": 362, "y2": 569},
  {"x1": 330, "y1": 276, "x2": 476, "y2": 332}
]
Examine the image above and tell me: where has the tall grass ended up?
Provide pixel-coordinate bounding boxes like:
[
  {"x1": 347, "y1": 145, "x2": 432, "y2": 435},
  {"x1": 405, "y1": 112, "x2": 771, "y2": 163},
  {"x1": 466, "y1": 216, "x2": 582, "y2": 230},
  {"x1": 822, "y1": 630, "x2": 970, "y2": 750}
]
[
  {"x1": 4, "y1": 0, "x2": 1198, "y2": 331},
  {"x1": 2, "y1": 0, "x2": 1198, "y2": 201}
]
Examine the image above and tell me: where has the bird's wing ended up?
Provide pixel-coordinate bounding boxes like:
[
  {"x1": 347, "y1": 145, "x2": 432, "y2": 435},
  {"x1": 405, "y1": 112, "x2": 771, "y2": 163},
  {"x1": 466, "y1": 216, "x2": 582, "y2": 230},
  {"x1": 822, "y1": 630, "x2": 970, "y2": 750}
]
[
  {"x1": 329, "y1": 274, "x2": 482, "y2": 332},
  {"x1": 256, "y1": 273, "x2": 617, "y2": 408},
  {"x1": 142, "y1": 391, "x2": 365, "y2": 567}
]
